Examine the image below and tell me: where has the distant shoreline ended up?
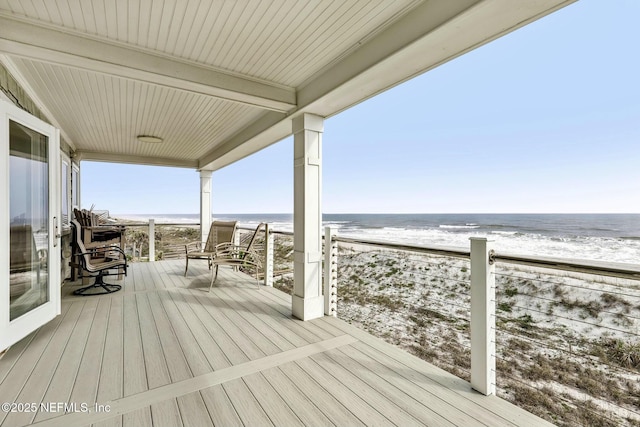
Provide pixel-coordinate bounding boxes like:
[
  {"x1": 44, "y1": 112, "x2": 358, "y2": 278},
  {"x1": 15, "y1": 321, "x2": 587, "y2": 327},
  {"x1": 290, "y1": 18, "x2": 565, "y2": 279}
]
[{"x1": 111, "y1": 213, "x2": 640, "y2": 264}]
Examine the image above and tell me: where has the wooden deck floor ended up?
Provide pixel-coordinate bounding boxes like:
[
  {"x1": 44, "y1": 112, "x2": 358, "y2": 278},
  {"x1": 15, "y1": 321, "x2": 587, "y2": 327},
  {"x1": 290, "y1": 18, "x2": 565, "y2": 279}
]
[{"x1": 0, "y1": 260, "x2": 552, "y2": 427}]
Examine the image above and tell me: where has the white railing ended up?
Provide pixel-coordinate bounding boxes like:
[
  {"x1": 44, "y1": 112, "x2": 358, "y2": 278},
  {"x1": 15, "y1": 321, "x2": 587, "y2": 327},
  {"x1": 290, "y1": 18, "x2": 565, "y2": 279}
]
[
  {"x1": 113, "y1": 219, "x2": 640, "y2": 424},
  {"x1": 325, "y1": 231, "x2": 640, "y2": 427},
  {"x1": 110, "y1": 221, "x2": 200, "y2": 261}
]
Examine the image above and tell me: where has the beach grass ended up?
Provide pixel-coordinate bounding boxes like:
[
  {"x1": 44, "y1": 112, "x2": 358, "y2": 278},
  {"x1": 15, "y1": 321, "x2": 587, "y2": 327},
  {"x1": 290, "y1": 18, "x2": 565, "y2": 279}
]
[{"x1": 331, "y1": 245, "x2": 640, "y2": 427}]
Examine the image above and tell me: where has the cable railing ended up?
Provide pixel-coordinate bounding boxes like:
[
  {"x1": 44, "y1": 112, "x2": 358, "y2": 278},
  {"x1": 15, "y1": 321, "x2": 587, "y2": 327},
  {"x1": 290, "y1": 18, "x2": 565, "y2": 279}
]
[
  {"x1": 492, "y1": 261, "x2": 640, "y2": 427},
  {"x1": 328, "y1": 233, "x2": 640, "y2": 427},
  {"x1": 111, "y1": 221, "x2": 200, "y2": 261},
  {"x1": 106, "y1": 219, "x2": 639, "y2": 426}
]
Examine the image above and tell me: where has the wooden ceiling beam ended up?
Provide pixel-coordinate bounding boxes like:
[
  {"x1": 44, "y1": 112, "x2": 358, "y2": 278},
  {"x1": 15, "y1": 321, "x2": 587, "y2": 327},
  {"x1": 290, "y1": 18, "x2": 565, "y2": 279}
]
[{"x1": 0, "y1": 14, "x2": 296, "y2": 113}]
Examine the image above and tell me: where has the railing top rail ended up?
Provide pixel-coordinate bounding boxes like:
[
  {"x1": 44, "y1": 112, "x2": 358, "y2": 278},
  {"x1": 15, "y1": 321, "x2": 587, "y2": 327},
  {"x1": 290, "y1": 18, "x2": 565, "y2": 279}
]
[
  {"x1": 333, "y1": 236, "x2": 471, "y2": 259},
  {"x1": 493, "y1": 252, "x2": 640, "y2": 280},
  {"x1": 111, "y1": 221, "x2": 640, "y2": 281},
  {"x1": 245, "y1": 226, "x2": 293, "y2": 236},
  {"x1": 110, "y1": 222, "x2": 201, "y2": 227}
]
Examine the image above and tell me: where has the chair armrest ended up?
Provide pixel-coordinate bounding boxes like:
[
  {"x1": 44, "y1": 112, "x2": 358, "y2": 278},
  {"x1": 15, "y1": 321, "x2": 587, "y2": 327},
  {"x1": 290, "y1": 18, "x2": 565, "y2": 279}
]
[
  {"x1": 214, "y1": 244, "x2": 261, "y2": 266},
  {"x1": 213, "y1": 242, "x2": 242, "y2": 257},
  {"x1": 238, "y1": 248, "x2": 262, "y2": 267},
  {"x1": 76, "y1": 245, "x2": 127, "y2": 260},
  {"x1": 85, "y1": 225, "x2": 124, "y2": 232},
  {"x1": 185, "y1": 241, "x2": 204, "y2": 253}
]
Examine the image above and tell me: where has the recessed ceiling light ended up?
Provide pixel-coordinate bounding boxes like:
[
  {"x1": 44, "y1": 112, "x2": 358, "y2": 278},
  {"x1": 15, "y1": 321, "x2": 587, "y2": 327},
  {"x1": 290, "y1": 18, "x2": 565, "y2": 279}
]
[{"x1": 137, "y1": 135, "x2": 163, "y2": 143}]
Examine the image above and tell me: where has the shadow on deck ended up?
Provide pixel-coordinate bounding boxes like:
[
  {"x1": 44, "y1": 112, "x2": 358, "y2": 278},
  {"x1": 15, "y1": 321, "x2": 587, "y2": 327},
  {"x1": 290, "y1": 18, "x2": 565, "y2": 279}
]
[{"x1": 0, "y1": 260, "x2": 551, "y2": 427}]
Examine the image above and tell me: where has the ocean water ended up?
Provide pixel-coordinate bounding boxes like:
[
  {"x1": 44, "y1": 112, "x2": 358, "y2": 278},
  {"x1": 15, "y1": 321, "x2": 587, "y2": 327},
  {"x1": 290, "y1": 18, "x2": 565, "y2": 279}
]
[{"x1": 115, "y1": 213, "x2": 640, "y2": 264}]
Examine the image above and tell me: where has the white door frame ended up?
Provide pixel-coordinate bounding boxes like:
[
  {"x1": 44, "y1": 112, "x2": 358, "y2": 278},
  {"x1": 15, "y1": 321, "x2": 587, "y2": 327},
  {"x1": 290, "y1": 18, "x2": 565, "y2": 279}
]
[{"x1": 0, "y1": 99, "x2": 61, "y2": 351}]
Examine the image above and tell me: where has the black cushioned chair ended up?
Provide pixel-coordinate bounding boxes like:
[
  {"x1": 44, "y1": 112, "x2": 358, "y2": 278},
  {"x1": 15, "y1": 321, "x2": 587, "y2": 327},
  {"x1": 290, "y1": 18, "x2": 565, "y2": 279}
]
[{"x1": 71, "y1": 219, "x2": 127, "y2": 296}]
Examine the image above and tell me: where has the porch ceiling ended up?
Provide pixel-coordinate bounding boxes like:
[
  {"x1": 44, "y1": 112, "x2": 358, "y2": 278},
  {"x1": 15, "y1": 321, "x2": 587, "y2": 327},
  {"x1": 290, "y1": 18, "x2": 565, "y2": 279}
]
[{"x1": 0, "y1": 0, "x2": 575, "y2": 171}]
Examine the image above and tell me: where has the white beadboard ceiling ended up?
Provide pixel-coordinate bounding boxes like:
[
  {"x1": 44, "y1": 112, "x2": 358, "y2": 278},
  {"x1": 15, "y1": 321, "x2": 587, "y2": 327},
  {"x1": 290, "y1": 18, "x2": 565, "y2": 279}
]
[{"x1": 0, "y1": 0, "x2": 576, "y2": 170}]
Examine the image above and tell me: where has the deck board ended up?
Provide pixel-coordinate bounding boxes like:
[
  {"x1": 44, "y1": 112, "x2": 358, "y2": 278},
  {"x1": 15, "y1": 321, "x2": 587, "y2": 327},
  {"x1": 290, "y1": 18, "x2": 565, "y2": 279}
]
[
  {"x1": 122, "y1": 294, "x2": 152, "y2": 427},
  {"x1": 186, "y1": 289, "x2": 267, "y2": 360},
  {"x1": 242, "y1": 372, "x2": 305, "y2": 426},
  {"x1": 336, "y1": 343, "x2": 488, "y2": 426},
  {"x1": 69, "y1": 297, "x2": 110, "y2": 407},
  {"x1": 222, "y1": 378, "x2": 274, "y2": 427},
  {"x1": 136, "y1": 292, "x2": 182, "y2": 427},
  {"x1": 146, "y1": 291, "x2": 213, "y2": 427},
  {"x1": 259, "y1": 366, "x2": 335, "y2": 427},
  {"x1": 295, "y1": 357, "x2": 395, "y2": 426},
  {"x1": 205, "y1": 287, "x2": 285, "y2": 355},
  {"x1": 233, "y1": 286, "x2": 339, "y2": 343},
  {"x1": 34, "y1": 299, "x2": 98, "y2": 423},
  {"x1": 276, "y1": 361, "x2": 366, "y2": 426},
  {"x1": 93, "y1": 295, "x2": 124, "y2": 427},
  {"x1": 173, "y1": 289, "x2": 244, "y2": 368},
  {"x1": 199, "y1": 386, "x2": 243, "y2": 427},
  {"x1": 3, "y1": 301, "x2": 85, "y2": 426},
  {"x1": 214, "y1": 287, "x2": 299, "y2": 351},
  {"x1": 313, "y1": 348, "x2": 456, "y2": 427},
  {"x1": 0, "y1": 259, "x2": 553, "y2": 427},
  {"x1": 0, "y1": 302, "x2": 71, "y2": 426}
]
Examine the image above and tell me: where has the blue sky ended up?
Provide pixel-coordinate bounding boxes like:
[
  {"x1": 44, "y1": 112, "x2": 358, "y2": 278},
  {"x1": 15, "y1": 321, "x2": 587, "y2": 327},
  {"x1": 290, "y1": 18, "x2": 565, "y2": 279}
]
[{"x1": 83, "y1": 0, "x2": 640, "y2": 215}]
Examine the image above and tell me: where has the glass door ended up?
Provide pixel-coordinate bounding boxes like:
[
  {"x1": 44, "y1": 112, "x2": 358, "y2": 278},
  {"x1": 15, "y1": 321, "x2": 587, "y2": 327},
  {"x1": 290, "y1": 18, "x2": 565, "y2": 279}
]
[{"x1": 1, "y1": 99, "x2": 60, "y2": 351}]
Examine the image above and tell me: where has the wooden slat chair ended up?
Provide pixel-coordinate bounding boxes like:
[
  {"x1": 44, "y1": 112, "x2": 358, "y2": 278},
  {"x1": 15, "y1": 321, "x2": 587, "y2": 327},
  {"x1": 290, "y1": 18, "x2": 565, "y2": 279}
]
[
  {"x1": 71, "y1": 219, "x2": 127, "y2": 296},
  {"x1": 209, "y1": 223, "x2": 265, "y2": 291},
  {"x1": 185, "y1": 220, "x2": 237, "y2": 277},
  {"x1": 73, "y1": 208, "x2": 124, "y2": 244}
]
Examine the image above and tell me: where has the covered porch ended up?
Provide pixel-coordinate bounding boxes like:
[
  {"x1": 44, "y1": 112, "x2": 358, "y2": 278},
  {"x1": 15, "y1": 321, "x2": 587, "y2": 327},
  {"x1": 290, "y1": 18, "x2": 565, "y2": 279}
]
[
  {"x1": 0, "y1": 0, "x2": 577, "y2": 325},
  {"x1": 0, "y1": 260, "x2": 550, "y2": 427},
  {"x1": 1, "y1": 1, "x2": 579, "y2": 423}
]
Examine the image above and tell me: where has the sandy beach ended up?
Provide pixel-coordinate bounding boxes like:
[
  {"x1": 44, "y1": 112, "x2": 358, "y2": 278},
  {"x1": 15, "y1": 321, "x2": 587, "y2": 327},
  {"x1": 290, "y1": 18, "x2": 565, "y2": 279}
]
[{"x1": 331, "y1": 244, "x2": 640, "y2": 427}]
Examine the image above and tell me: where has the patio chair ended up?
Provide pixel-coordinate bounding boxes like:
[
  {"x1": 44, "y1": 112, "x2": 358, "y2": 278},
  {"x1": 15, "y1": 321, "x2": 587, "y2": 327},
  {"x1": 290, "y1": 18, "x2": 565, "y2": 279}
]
[
  {"x1": 73, "y1": 208, "x2": 124, "y2": 243},
  {"x1": 72, "y1": 208, "x2": 125, "y2": 281},
  {"x1": 71, "y1": 219, "x2": 127, "y2": 296},
  {"x1": 185, "y1": 220, "x2": 237, "y2": 277},
  {"x1": 209, "y1": 223, "x2": 265, "y2": 291}
]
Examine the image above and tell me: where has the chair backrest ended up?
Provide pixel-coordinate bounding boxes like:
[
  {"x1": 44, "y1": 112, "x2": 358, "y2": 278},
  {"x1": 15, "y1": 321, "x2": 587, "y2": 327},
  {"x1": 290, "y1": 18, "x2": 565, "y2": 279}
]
[
  {"x1": 204, "y1": 221, "x2": 237, "y2": 252},
  {"x1": 74, "y1": 208, "x2": 89, "y2": 226},
  {"x1": 243, "y1": 223, "x2": 266, "y2": 256},
  {"x1": 71, "y1": 219, "x2": 94, "y2": 269},
  {"x1": 72, "y1": 219, "x2": 108, "y2": 270},
  {"x1": 72, "y1": 219, "x2": 125, "y2": 274},
  {"x1": 74, "y1": 208, "x2": 103, "y2": 227}
]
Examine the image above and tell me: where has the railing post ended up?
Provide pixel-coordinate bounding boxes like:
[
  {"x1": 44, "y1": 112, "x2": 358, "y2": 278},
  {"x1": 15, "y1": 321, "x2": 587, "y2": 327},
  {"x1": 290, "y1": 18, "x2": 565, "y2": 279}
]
[
  {"x1": 264, "y1": 224, "x2": 274, "y2": 287},
  {"x1": 148, "y1": 219, "x2": 155, "y2": 262},
  {"x1": 470, "y1": 237, "x2": 495, "y2": 395},
  {"x1": 324, "y1": 227, "x2": 338, "y2": 317}
]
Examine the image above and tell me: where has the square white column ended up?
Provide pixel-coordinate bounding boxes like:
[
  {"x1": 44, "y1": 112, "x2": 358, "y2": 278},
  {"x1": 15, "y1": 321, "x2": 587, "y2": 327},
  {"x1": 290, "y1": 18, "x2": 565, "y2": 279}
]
[
  {"x1": 199, "y1": 170, "x2": 212, "y2": 244},
  {"x1": 292, "y1": 114, "x2": 324, "y2": 320}
]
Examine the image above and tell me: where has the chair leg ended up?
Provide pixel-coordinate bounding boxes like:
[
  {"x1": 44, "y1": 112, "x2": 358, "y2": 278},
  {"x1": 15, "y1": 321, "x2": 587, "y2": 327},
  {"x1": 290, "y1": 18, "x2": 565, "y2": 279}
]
[
  {"x1": 184, "y1": 257, "x2": 189, "y2": 277},
  {"x1": 73, "y1": 271, "x2": 122, "y2": 296},
  {"x1": 208, "y1": 265, "x2": 219, "y2": 292}
]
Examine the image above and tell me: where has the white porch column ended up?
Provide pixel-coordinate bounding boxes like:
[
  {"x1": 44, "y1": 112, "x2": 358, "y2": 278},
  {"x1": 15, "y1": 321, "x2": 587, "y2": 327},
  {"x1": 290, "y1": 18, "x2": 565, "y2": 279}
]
[
  {"x1": 292, "y1": 113, "x2": 324, "y2": 321},
  {"x1": 470, "y1": 237, "x2": 496, "y2": 396},
  {"x1": 199, "y1": 170, "x2": 212, "y2": 244},
  {"x1": 148, "y1": 219, "x2": 155, "y2": 262}
]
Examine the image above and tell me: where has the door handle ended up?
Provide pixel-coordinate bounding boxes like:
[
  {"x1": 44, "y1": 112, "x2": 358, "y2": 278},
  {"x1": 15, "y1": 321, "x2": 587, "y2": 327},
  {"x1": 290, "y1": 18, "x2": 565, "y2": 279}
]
[{"x1": 53, "y1": 216, "x2": 60, "y2": 247}]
